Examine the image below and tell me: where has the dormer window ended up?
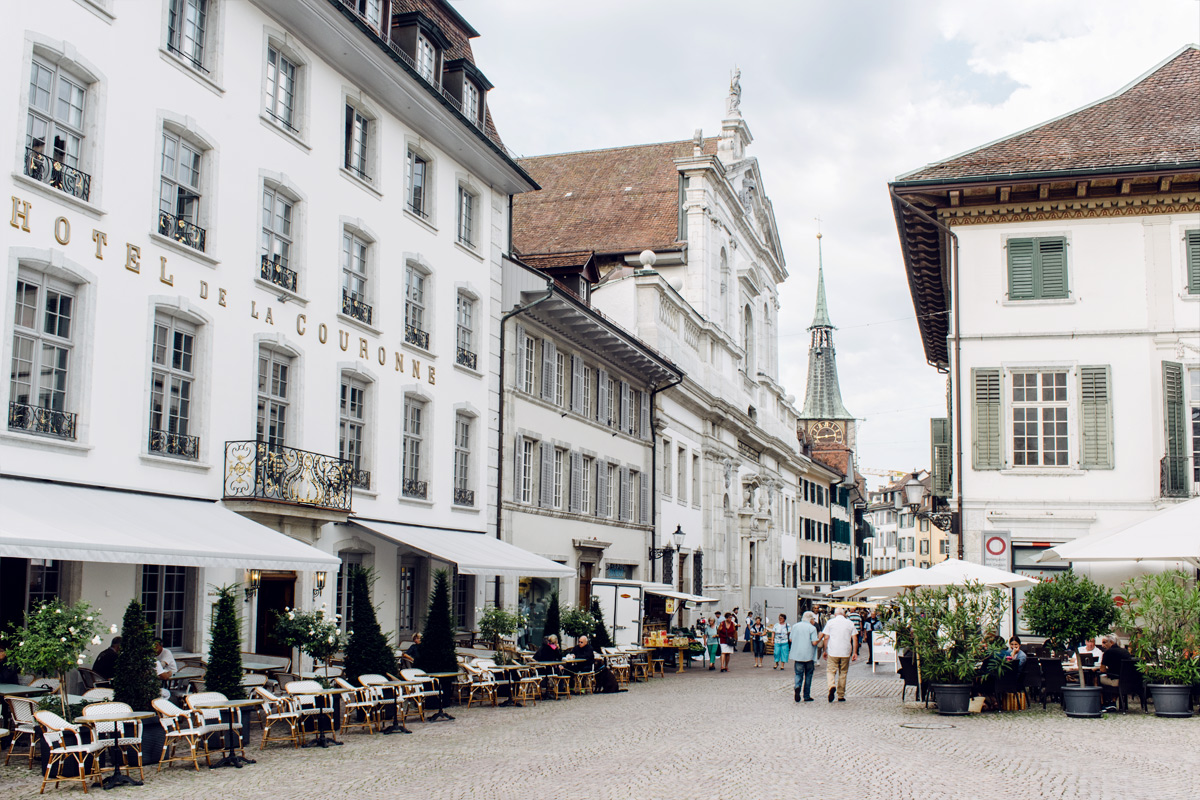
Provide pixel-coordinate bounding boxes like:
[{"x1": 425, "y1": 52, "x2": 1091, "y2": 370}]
[
  {"x1": 463, "y1": 79, "x2": 480, "y2": 123},
  {"x1": 441, "y1": 58, "x2": 493, "y2": 128},
  {"x1": 415, "y1": 34, "x2": 437, "y2": 82},
  {"x1": 391, "y1": 11, "x2": 454, "y2": 90}
]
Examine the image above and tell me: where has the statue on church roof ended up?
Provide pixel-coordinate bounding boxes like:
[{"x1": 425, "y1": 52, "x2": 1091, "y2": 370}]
[{"x1": 727, "y1": 67, "x2": 742, "y2": 117}]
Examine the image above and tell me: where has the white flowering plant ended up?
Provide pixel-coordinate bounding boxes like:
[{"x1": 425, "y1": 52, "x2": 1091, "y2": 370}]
[
  {"x1": 272, "y1": 606, "x2": 346, "y2": 672},
  {"x1": 9, "y1": 599, "x2": 106, "y2": 715}
]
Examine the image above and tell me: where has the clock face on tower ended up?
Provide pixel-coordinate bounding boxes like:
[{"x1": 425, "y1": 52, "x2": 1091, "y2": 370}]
[{"x1": 810, "y1": 421, "x2": 845, "y2": 445}]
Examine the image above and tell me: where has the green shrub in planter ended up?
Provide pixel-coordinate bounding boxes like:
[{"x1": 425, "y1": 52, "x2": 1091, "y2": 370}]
[
  {"x1": 342, "y1": 567, "x2": 396, "y2": 683},
  {"x1": 112, "y1": 599, "x2": 159, "y2": 711},
  {"x1": 888, "y1": 581, "x2": 1009, "y2": 685},
  {"x1": 560, "y1": 606, "x2": 597, "y2": 643},
  {"x1": 543, "y1": 591, "x2": 561, "y2": 644},
  {"x1": 1119, "y1": 570, "x2": 1200, "y2": 687},
  {"x1": 416, "y1": 570, "x2": 458, "y2": 674},
  {"x1": 477, "y1": 606, "x2": 526, "y2": 663},
  {"x1": 206, "y1": 586, "x2": 245, "y2": 700},
  {"x1": 1019, "y1": 569, "x2": 1118, "y2": 656},
  {"x1": 9, "y1": 600, "x2": 107, "y2": 716},
  {"x1": 589, "y1": 598, "x2": 613, "y2": 649}
]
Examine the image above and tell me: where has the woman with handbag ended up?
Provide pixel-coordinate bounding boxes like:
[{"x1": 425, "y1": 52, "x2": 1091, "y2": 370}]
[
  {"x1": 717, "y1": 612, "x2": 738, "y2": 672},
  {"x1": 749, "y1": 616, "x2": 767, "y2": 668}
]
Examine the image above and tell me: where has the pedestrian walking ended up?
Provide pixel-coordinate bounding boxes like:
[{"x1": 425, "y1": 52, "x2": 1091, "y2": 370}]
[
  {"x1": 820, "y1": 607, "x2": 858, "y2": 702},
  {"x1": 743, "y1": 615, "x2": 753, "y2": 653},
  {"x1": 790, "y1": 611, "x2": 820, "y2": 702},
  {"x1": 717, "y1": 612, "x2": 738, "y2": 672},
  {"x1": 846, "y1": 607, "x2": 863, "y2": 637},
  {"x1": 861, "y1": 609, "x2": 882, "y2": 665},
  {"x1": 772, "y1": 614, "x2": 790, "y2": 669},
  {"x1": 749, "y1": 616, "x2": 767, "y2": 667}
]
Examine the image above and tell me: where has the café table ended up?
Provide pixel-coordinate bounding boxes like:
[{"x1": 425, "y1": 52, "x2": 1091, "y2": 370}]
[
  {"x1": 289, "y1": 686, "x2": 355, "y2": 748},
  {"x1": 73, "y1": 710, "x2": 155, "y2": 788},
  {"x1": 422, "y1": 671, "x2": 460, "y2": 722},
  {"x1": 0, "y1": 683, "x2": 47, "y2": 697},
  {"x1": 529, "y1": 661, "x2": 571, "y2": 699},
  {"x1": 241, "y1": 660, "x2": 282, "y2": 673},
  {"x1": 484, "y1": 664, "x2": 533, "y2": 707},
  {"x1": 189, "y1": 697, "x2": 261, "y2": 768},
  {"x1": 650, "y1": 645, "x2": 690, "y2": 673},
  {"x1": 371, "y1": 679, "x2": 424, "y2": 734}
]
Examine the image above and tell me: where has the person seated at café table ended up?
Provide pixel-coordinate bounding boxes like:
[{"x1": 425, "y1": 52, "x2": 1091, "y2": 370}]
[
  {"x1": 533, "y1": 635, "x2": 563, "y2": 662},
  {"x1": 154, "y1": 638, "x2": 177, "y2": 699},
  {"x1": 1004, "y1": 636, "x2": 1027, "y2": 673},
  {"x1": 566, "y1": 635, "x2": 595, "y2": 674},
  {"x1": 1066, "y1": 637, "x2": 1102, "y2": 683},
  {"x1": 400, "y1": 633, "x2": 423, "y2": 666},
  {"x1": 1096, "y1": 633, "x2": 1131, "y2": 709}
]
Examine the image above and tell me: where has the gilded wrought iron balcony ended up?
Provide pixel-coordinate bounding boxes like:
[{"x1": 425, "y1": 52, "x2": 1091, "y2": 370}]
[
  {"x1": 342, "y1": 290, "x2": 373, "y2": 326},
  {"x1": 349, "y1": 468, "x2": 371, "y2": 490},
  {"x1": 260, "y1": 254, "x2": 297, "y2": 292},
  {"x1": 453, "y1": 488, "x2": 475, "y2": 507},
  {"x1": 158, "y1": 211, "x2": 207, "y2": 252},
  {"x1": 24, "y1": 147, "x2": 91, "y2": 202},
  {"x1": 148, "y1": 428, "x2": 199, "y2": 460},
  {"x1": 455, "y1": 347, "x2": 477, "y2": 370},
  {"x1": 402, "y1": 478, "x2": 428, "y2": 500},
  {"x1": 223, "y1": 440, "x2": 352, "y2": 512},
  {"x1": 8, "y1": 400, "x2": 77, "y2": 440},
  {"x1": 405, "y1": 324, "x2": 430, "y2": 350}
]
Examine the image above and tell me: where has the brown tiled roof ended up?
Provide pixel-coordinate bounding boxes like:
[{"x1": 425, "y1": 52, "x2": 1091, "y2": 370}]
[
  {"x1": 899, "y1": 46, "x2": 1200, "y2": 182},
  {"x1": 812, "y1": 449, "x2": 851, "y2": 478},
  {"x1": 514, "y1": 138, "x2": 719, "y2": 256},
  {"x1": 519, "y1": 251, "x2": 595, "y2": 270}
]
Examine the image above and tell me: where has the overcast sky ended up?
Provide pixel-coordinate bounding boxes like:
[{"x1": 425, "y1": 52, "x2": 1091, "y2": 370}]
[{"x1": 464, "y1": 0, "x2": 1200, "y2": 486}]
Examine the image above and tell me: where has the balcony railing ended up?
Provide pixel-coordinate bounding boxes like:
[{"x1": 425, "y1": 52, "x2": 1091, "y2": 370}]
[
  {"x1": 261, "y1": 255, "x2": 297, "y2": 292},
  {"x1": 223, "y1": 440, "x2": 352, "y2": 512},
  {"x1": 342, "y1": 291, "x2": 373, "y2": 326},
  {"x1": 148, "y1": 428, "x2": 200, "y2": 460},
  {"x1": 455, "y1": 347, "x2": 477, "y2": 370},
  {"x1": 402, "y1": 478, "x2": 428, "y2": 500},
  {"x1": 406, "y1": 198, "x2": 429, "y2": 220},
  {"x1": 8, "y1": 400, "x2": 77, "y2": 440},
  {"x1": 348, "y1": 468, "x2": 371, "y2": 490},
  {"x1": 24, "y1": 147, "x2": 91, "y2": 202},
  {"x1": 405, "y1": 324, "x2": 430, "y2": 350},
  {"x1": 1161, "y1": 455, "x2": 1191, "y2": 498},
  {"x1": 453, "y1": 488, "x2": 475, "y2": 507},
  {"x1": 158, "y1": 211, "x2": 207, "y2": 252},
  {"x1": 166, "y1": 41, "x2": 209, "y2": 74}
]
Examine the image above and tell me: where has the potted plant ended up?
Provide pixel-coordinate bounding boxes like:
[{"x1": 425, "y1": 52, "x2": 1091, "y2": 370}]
[
  {"x1": 589, "y1": 598, "x2": 613, "y2": 649},
  {"x1": 1119, "y1": 570, "x2": 1200, "y2": 718},
  {"x1": 1019, "y1": 569, "x2": 1117, "y2": 717},
  {"x1": 889, "y1": 582, "x2": 1009, "y2": 715},
  {"x1": 342, "y1": 567, "x2": 396, "y2": 684},
  {"x1": 206, "y1": 586, "x2": 245, "y2": 700},
  {"x1": 272, "y1": 606, "x2": 346, "y2": 680},
  {"x1": 111, "y1": 599, "x2": 165, "y2": 763},
  {"x1": 9, "y1": 599, "x2": 108, "y2": 716},
  {"x1": 560, "y1": 606, "x2": 597, "y2": 645},
  {"x1": 417, "y1": 570, "x2": 458, "y2": 674},
  {"x1": 477, "y1": 606, "x2": 525, "y2": 664},
  {"x1": 542, "y1": 590, "x2": 562, "y2": 645}
]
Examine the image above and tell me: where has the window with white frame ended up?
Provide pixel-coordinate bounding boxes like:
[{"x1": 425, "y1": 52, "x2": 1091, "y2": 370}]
[
  {"x1": 607, "y1": 462, "x2": 619, "y2": 518},
  {"x1": 341, "y1": 231, "x2": 372, "y2": 326},
  {"x1": 142, "y1": 564, "x2": 188, "y2": 648},
  {"x1": 455, "y1": 292, "x2": 476, "y2": 369},
  {"x1": 629, "y1": 468, "x2": 640, "y2": 522},
  {"x1": 519, "y1": 437, "x2": 535, "y2": 503},
  {"x1": 1011, "y1": 370, "x2": 1069, "y2": 467},
  {"x1": 554, "y1": 351, "x2": 566, "y2": 407},
  {"x1": 606, "y1": 377, "x2": 616, "y2": 428},
  {"x1": 406, "y1": 149, "x2": 431, "y2": 219},
  {"x1": 357, "y1": 0, "x2": 384, "y2": 30},
  {"x1": 553, "y1": 448, "x2": 566, "y2": 509},
  {"x1": 256, "y1": 347, "x2": 292, "y2": 448},
  {"x1": 260, "y1": 186, "x2": 296, "y2": 292},
  {"x1": 8, "y1": 269, "x2": 79, "y2": 440},
  {"x1": 404, "y1": 262, "x2": 430, "y2": 349},
  {"x1": 158, "y1": 129, "x2": 207, "y2": 251},
  {"x1": 332, "y1": 551, "x2": 364, "y2": 630},
  {"x1": 463, "y1": 79, "x2": 481, "y2": 123},
  {"x1": 661, "y1": 441, "x2": 672, "y2": 498},
  {"x1": 264, "y1": 45, "x2": 299, "y2": 133},
  {"x1": 149, "y1": 311, "x2": 198, "y2": 459},
  {"x1": 402, "y1": 395, "x2": 427, "y2": 499},
  {"x1": 581, "y1": 456, "x2": 594, "y2": 514},
  {"x1": 24, "y1": 57, "x2": 91, "y2": 201},
  {"x1": 521, "y1": 335, "x2": 537, "y2": 394},
  {"x1": 453, "y1": 413, "x2": 473, "y2": 506},
  {"x1": 415, "y1": 33, "x2": 437, "y2": 82},
  {"x1": 340, "y1": 375, "x2": 369, "y2": 489},
  {"x1": 344, "y1": 103, "x2": 372, "y2": 181},
  {"x1": 166, "y1": 0, "x2": 210, "y2": 72},
  {"x1": 677, "y1": 445, "x2": 687, "y2": 500},
  {"x1": 692, "y1": 453, "x2": 700, "y2": 503},
  {"x1": 456, "y1": 185, "x2": 477, "y2": 248},
  {"x1": 580, "y1": 366, "x2": 593, "y2": 418}
]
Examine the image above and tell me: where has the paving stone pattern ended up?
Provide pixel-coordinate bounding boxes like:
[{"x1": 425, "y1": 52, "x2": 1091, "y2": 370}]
[{"x1": 3, "y1": 654, "x2": 1195, "y2": 800}]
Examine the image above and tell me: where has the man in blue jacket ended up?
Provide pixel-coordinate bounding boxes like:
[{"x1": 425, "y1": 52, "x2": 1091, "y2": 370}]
[{"x1": 789, "y1": 611, "x2": 820, "y2": 702}]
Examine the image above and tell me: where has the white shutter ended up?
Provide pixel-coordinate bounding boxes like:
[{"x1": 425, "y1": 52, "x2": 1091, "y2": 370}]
[
  {"x1": 541, "y1": 340, "x2": 557, "y2": 402},
  {"x1": 539, "y1": 441, "x2": 554, "y2": 507},
  {"x1": 619, "y1": 466, "x2": 631, "y2": 521},
  {"x1": 570, "y1": 355, "x2": 584, "y2": 414},
  {"x1": 569, "y1": 451, "x2": 583, "y2": 513},
  {"x1": 597, "y1": 369, "x2": 610, "y2": 425},
  {"x1": 515, "y1": 325, "x2": 528, "y2": 391},
  {"x1": 639, "y1": 471, "x2": 650, "y2": 525},
  {"x1": 639, "y1": 390, "x2": 651, "y2": 440},
  {"x1": 513, "y1": 435, "x2": 525, "y2": 502},
  {"x1": 596, "y1": 460, "x2": 610, "y2": 517}
]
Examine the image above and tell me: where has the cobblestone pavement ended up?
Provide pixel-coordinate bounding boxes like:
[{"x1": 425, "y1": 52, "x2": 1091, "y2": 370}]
[{"x1": 3, "y1": 653, "x2": 1196, "y2": 800}]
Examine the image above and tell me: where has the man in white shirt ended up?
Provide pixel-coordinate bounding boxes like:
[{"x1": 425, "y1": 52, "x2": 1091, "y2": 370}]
[
  {"x1": 153, "y1": 639, "x2": 177, "y2": 700},
  {"x1": 820, "y1": 608, "x2": 858, "y2": 702}
]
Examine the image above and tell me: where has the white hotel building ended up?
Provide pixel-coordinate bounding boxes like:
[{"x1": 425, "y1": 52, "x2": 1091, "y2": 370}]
[{"x1": 0, "y1": 0, "x2": 569, "y2": 666}]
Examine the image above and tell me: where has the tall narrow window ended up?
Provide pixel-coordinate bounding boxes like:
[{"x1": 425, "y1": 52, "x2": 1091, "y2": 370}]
[
  {"x1": 404, "y1": 263, "x2": 429, "y2": 349},
  {"x1": 8, "y1": 271, "x2": 77, "y2": 440},
  {"x1": 661, "y1": 442, "x2": 672, "y2": 498},
  {"x1": 340, "y1": 376, "x2": 369, "y2": 489},
  {"x1": 25, "y1": 58, "x2": 90, "y2": 200},
  {"x1": 580, "y1": 366, "x2": 593, "y2": 418},
  {"x1": 256, "y1": 348, "x2": 292, "y2": 449},
  {"x1": 344, "y1": 105, "x2": 370, "y2": 180},
  {"x1": 1011, "y1": 371, "x2": 1069, "y2": 467},
  {"x1": 261, "y1": 187, "x2": 295, "y2": 291},
  {"x1": 553, "y1": 448, "x2": 566, "y2": 509},
  {"x1": 581, "y1": 456, "x2": 593, "y2": 515},
  {"x1": 406, "y1": 150, "x2": 429, "y2": 218},
  {"x1": 397, "y1": 564, "x2": 415, "y2": 631},
  {"x1": 522, "y1": 336, "x2": 537, "y2": 394},
  {"x1": 677, "y1": 446, "x2": 687, "y2": 500},
  {"x1": 1190, "y1": 369, "x2": 1200, "y2": 484},
  {"x1": 265, "y1": 47, "x2": 298, "y2": 132},
  {"x1": 456, "y1": 186, "x2": 476, "y2": 247},
  {"x1": 149, "y1": 312, "x2": 198, "y2": 459},
  {"x1": 454, "y1": 413, "x2": 473, "y2": 506},
  {"x1": 554, "y1": 352, "x2": 566, "y2": 407},
  {"x1": 141, "y1": 565, "x2": 187, "y2": 648},
  {"x1": 455, "y1": 293, "x2": 475, "y2": 369},
  {"x1": 159, "y1": 130, "x2": 205, "y2": 251},
  {"x1": 167, "y1": 0, "x2": 208, "y2": 71},
  {"x1": 692, "y1": 454, "x2": 700, "y2": 503},
  {"x1": 333, "y1": 552, "x2": 363, "y2": 630},
  {"x1": 415, "y1": 34, "x2": 436, "y2": 82},
  {"x1": 358, "y1": 0, "x2": 383, "y2": 29},
  {"x1": 402, "y1": 396, "x2": 427, "y2": 499},
  {"x1": 463, "y1": 79, "x2": 480, "y2": 123},
  {"x1": 341, "y1": 231, "x2": 372, "y2": 326},
  {"x1": 520, "y1": 437, "x2": 535, "y2": 504}
]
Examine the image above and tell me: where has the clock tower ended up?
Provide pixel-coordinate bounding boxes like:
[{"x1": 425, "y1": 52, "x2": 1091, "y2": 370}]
[{"x1": 798, "y1": 233, "x2": 855, "y2": 454}]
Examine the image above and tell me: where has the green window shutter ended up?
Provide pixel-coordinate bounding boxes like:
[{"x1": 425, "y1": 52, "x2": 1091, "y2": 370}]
[
  {"x1": 1162, "y1": 361, "x2": 1188, "y2": 496},
  {"x1": 1079, "y1": 366, "x2": 1113, "y2": 469},
  {"x1": 1007, "y1": 239, "x2": 1035, "y2": 300},
  {"x1": 1037, "y1": 238, "x2": 1068, "y2": 299},
  {"x1": 930, "y1": 417, "x2": 952, "y2": 495},
  {"x1": 1186, "y1": 230, "x2": 1200, "y2": 295},
  {"x1": 972, "y1": 368, "x2": 1002, "y2": 470}
]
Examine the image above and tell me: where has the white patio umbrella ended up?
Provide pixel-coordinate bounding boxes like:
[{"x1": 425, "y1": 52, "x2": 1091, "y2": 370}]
[
  {"x1": 1036, "y1": 496, "x2": 1200, "y2": 568},
  {"x1": 922, "y1": 558, "x2": 1039, "y2": 589},
  {"x1": 829, "y1": 566, "x2": 931, "y2": 599}
]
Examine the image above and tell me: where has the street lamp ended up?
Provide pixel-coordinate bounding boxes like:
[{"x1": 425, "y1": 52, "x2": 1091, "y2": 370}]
[
  {"x1": 650, "y1": 525, "x2": 687, "y2": 584},
  {"x1": 903, "y1": 471, "x2": 953, "y2": 532},
  {"x1": 244, "y1": 568, "x2": 262, "y2": 603},
  {"x1": 313, "y1": 571, "x2": 327, "y2": 601}
]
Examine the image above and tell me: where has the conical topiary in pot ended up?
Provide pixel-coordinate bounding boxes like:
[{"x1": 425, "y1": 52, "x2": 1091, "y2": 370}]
[
  {"x1": 416, "y1": 570, "x2": 458, "y2": 674},
  {"x1": 206, "y1": 586, "x2": 245, "y2": 700},
  {"x1": 590, "y1": 597, "x2": 613, "y2": 649},
  {"x1": 343, "y1": 566, "x2": 396, "y2": 683},
  {"x1": 111, "y1": 599, "x2": 165, "y2": 762},
  {"x1": 543, "y1": 590, "x2": 561, "y2": 645}
]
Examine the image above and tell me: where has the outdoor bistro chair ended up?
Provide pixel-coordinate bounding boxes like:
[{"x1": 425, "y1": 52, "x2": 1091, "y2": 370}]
[
  {"x1": 76, "y1": 668, "x2": 109, "y2": 691},
  {"x1": 252, "y1": 688, "x2": 301, "y2": 749},
  {"x1": 619, "y1": 646, "x2": 651, "y2": 682},
  {"x1": 460, "y1": 663, "x2": 498, "y2": 708},
  {"x1": 81, "y1": 701, "x2": 144, "y2": 783},
  {"x1": 33, "y1": 710, "x2": 106, "y2": 795},
  {"x1": 240, "y1": 673, "x2": 269, "y2": 691},
  {"x1": 188, "y1": 691, "x2": 248, "y2": 757},
  {"x1": 1038, "y1": 659, "x2": 1068, "y2": 710},
  {"x1": 152, "y1": 697, "x2": 215, "y2": 770},
  {"x1": 1117, "y1": 659, "x2": 1148, "y2": 713},
  {"x1": 398, "y1": 669, "x2": 446, "y2": 721},
  {"x1": 898, "y1": 655, "x2": 924, "y2": 703},
  {"x1": 333, "y1": 677, "x2": 378, "y2": 735},
  {"x1": 358, "y1": 674, "x2": 403, "y2": 729},
  {"x1": 5, "y1": 695, "x2": 40, "y2": 767},
  {"x1": 602, "y1": 650, "x2": 631, "y2": 688},
  {"x1": 541, "y1": 663, "x2": 573, "y2": 700},
  {"x1": 285, "y1": 680, "x2": 338, "y2": 744}
]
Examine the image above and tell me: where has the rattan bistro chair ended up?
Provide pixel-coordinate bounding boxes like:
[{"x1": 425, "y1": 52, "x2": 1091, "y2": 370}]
[
  {"x1": 187, "y1": 691, "x2": 247, "y2": 757},
  {"x1": 81, "y1": 701, "x2": 144, "y2": 783},
  {"x1": 252, "y1": 688, "x2": 301, "y2": 749},
  {"x1": 398, "y1": 669, "x2": 445, "y2": 721},
  {"x1": 333, "y1": 677, "x2": 378, "y2": 735},
  {"x1": 5, "y1": 695, "x2": 39, "y2": 767},
  {"x1": 460, "y1": 663, "x2": 498, "y2": 708},
  {"x1": 285, "y1": 680, "x2": 338, "y2": 745},
  {"x1": 151, "y1": 697, "x2": 215, "y2": 771},
  {"x1": 34, "y1": 710, "x2": 106, "y2": 795}
]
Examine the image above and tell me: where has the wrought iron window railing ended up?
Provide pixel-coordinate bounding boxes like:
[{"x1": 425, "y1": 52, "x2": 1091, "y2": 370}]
[
  {"x1": 148, "y1": 428, "x2": 200, "y2": 460},
  {"x1": 457, "y1": 230, "x2": 475, "y2": 248},
  {"x1": 455, "y1": 347, "x2": 477, "y2": 370},
  {"x1": 405, "y1": 324, "x2": 430, "y2": 350},
  {"x1": 453, "y1": 488, "x2": 475, "y2": 507},
  {"x1": 402, "y1": 478, "x2": 428, "y2": 500},
  {"x1": 343, "y1": 160, "x2": 372, "y2": 182},
  {"x1": 223, "y1": 440, "x2": 353, "y2": 511},
  {"x1": 166, "y1": 41, "x2": 210, "y2": 73},
  {"x1": 1161, "y1": 456, "x2": 1191, "y2": 498},
  {"x1": 406, "y1": 199, "x2": 429, "y2": 220},
  {"x1": 342, "y1": 291, "x2": 373, "y2": 326},
  {"x1": 8, "y1": 400, "x2": 77, "y2": 440},
  {"x1": 264, "y1": 109, "x2": 299, "y2": 134},
  {"x1": 260, "y1": 254, "x2": 297, "y2": 292},
  {"x1": 349, "y1": 468, "x2": 371, "y2": 490},
  {"x1": 24, "y1": 147, "x2": 91, "y2": 202},
  {"x1": 158, "y1": 211, "x2": 207, "y2": 252}
]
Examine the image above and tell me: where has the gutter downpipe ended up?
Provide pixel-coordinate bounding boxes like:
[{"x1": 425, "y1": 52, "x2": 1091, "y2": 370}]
[
  {"x1": 889, "y1": 187, "x2": 964, "y2": 561},
  {"x1": 494, "y1": 277, "x2": 556, "y2": 606},
  {"x1": 648, "y1": 371, "x2": 684, "y2": 585}
]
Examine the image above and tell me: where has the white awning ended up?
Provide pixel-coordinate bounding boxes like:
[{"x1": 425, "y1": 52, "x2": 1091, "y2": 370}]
[
  {"x1": 350, "y1": 520, "x2": 575, "y2": 578},
  {"x1": 0, "y1": 477, "x2": 341, "y2": 572},
  {"x1": 643, "y1": 586, "x2": 718, "y2": 604}
]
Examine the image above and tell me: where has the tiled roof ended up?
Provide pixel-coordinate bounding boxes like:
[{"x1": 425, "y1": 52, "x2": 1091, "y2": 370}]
[
  {"x1": 514, "y1": 138, "x2": 719, "y2": 256},
  {"x1": 899, "y1": 46, "x2": 1200, "y2": 182},
  {"x1": 519, "y1": 251, "x2": 594, "y2": 270},
  {"x1": 813, "y1": 449, "x2": 851, "y2": 478}
]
